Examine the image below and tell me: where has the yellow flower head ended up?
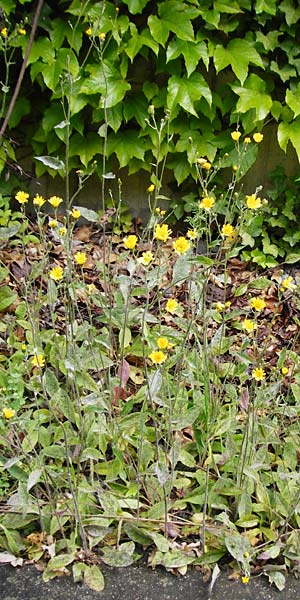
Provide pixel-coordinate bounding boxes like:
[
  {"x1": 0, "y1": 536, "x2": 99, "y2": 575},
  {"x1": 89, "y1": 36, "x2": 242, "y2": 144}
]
[
  {"x1": 18, "y1": 28, "x2": 26, "y2": 35},
  {"x1": 48, "y1": 219, "x2": 58, "y2": 228},
  {"x1": 281, "y1": 366, "x2": 289, "y2": 375},
  {"x1": 86, "y1": 283, "x2": 97, "y2": 295},
  {"x1": 253, "y1": 132, "x2": 263, "y2": 143},
  {"x1": 85, "y1": 27, "x2": 92, "y2": 35},
  {"x1": 48, "y1": 196, "x2": 63, "y2": 208},
  {"x1": 137, "y1": 251, "x2": 153, "y2": 266},
  {"x1": 203, "y1": 161, "x2": 212, "y2": 170},
  {"x1": 215, "y1": 302, "x2": 225, "y2": 312},
  {"x1": 241, "y1": 576, "x2": 250, "y2": 585},
  {"x1": 280, "y1": 276, "x2": 295, "y2": 291},
  {"x1": 246, "y1": 194, "x2": 262, "y2": 209},
  {"x1": 250, "y1": 297, "x2": 266, "y2": 311},
  {"x1": 49, "y1": 266, "x2": 64, "y2": 281},
  {"x1": 1, "y1": 28, "x2": 7, "y2": 38},
  {"x1": 165, "y1": 298, "x2": 179, "y2": 314},
  {"x1": 154, "y1": 223, "x2": 172, "y2": 242},
  {"x1": 157, "y1": 337, "x2": 171, "y2": 350},
  {"x1": 58, "y1": 227, "x2": 66, "y2": 236},
  {"x1": 2, "y1": 407, "x2": 15, "y2": 420},
  {"x1": 244, "y1": 137, "x2": 251, "y2": 144},
  {"x1": 147, "y1": 184, "x2": 155, "y2": 193},
  {"x1": 231, "y1": 131, "x2": 241, "y2": 141},
  {"x1": 71, "y1": 208, "x2": 81, "y2": 219},
  {"x1": 74, "y1": 251, "x2": 87, "y2": 266},
  {"x1": 199, "y1": 196, "x2": 215, "y2": 210},
  {"x1": 173, "y1": 237, "x2": 190, "y2": 255},
  {"x1": 33, "y1": 195, "x2": 45, "y2": 207},
  {"x1": 31, "y1": 354, "x2": 45, "y2": 368},
  {"x1": 253, "y1": 367, "x2": 265, "y2": 381},
  {"x1": 243, "y1": 319, "x2": 256, "y2": 333},
  {"x1": 15, "y1": 190, "x2": 29, "y2": 204},
  {"x1": 99, "y1": 32, "x2": 106, "y2": 41},
  {"x1": 124, "y1": 234, "x2": 138, "y2": 250},
  {"x1": 221, "y1": 223, "x2": 235, "y2": 237},
  {"x1": 148, "y1": 350, "x2": 167, "y2": 364},
  {"x1": 187, "y1": 229, "x2": 197, "y2": 240}
]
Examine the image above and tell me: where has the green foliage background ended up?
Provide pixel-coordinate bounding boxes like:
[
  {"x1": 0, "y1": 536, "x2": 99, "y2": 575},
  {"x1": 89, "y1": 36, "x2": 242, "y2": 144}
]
[{"x1": 1, "y1": 0, "x2": 300, "y2": 186}]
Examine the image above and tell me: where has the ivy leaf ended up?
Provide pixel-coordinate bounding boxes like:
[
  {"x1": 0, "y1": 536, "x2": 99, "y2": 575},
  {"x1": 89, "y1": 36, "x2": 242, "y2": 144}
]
[
  {"x1": 69, "y1": 132, "x2": 102, "y2": 167},
  {"x1": 214, "y1": 39, "x2": 263, "y2": 84},
  {"x1": 34, "y1": 155, "x2": 65, "y2": 171},
  {"x1": 106, "y1": 130, "x2": 145, "y2": 167},
  {"x1": 232, "y1": 74, "x2": 272, "y2": 121},
  {"x1": 278, "y1": 117, "x2": 300, "y2": 161},
  {"x1": 167, "y1": 73, "x2": 212, "y2": 117},
  {"x1": 148, "y1": 15, "x2": 170, "y2": 46},
  {"x1": 280, "y1": 0, "x2": 300, "y2": 25},
  {"x1": 167, "y1": 39, "x2": 209, "y2": 76},
  {"x1": 285, "y1": 87, "x2": 300, "y2": 118},
  {"x1": 158, "y1": 1, "x2": 199, "y2": 41},
  {"x1": 122, "y1": 0, "x2": 150, "y2": 14}
]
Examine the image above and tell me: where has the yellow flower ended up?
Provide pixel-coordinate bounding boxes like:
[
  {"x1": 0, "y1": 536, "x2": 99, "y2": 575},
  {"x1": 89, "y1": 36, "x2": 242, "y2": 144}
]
[
  {"x1": 2, "y1": 407, "x2": 15, "y2": 420},
  {"x1": 31, "y1": 354, "x2": 45, "y2": 368},
  {"x1": 165, "y1": 298, "x2": 179, "y2": 314},
  {"x1": 58, "y1": 227, "x2": 66, "y2": 236},
  {"x1": 99, "y1": 32, "x2": 106, "y2": 41},
  {"x1": 253, "y1": 132, "x2": 263, "y2": 143},
  {"x1": 15, "y1": 190, "x2": 29, "y2": 204},
  {"x1": 86, "y1": 283, "x2": 97, "y2": 295},
  {"x1": 246, "y1": 194, "x2": 262, "y2": 209},
  {"x1": 233, "y1": 165, "x2": 238, "y2": 172},
  {"x1": 253, "y1": 367, "x2": 265, "y2": 381},
  {"x1": 74, "y1": 251, "x2": 87, "y2": 266},
  {"x1": 221, "y1": 223, "x2": 235, "y2": 237},
  {"x1": 241, "y1": 576, "x2": 250, "y2": 584},
  {"x1": 49, "y1": 266, "x2": 64, "y2": 281},
  {"x1": 250, "y1": 297, "x2": 266, "y2": 311},
  {"x1": 231, "y1": 131, "x2": 241, "y2": 141},
  {"x1": 137, "y1": 251, "x2": 153, "y2": 266},
  {"x1": 280, "y1": 276, "x2": 295, "y2": 291},
  {"x1": 157, "y1": 337, "x2": 171, "y2": 350},
  {"x1": 154, "y1": 223, "x2": 172, "y2": 242},
  {"x1": 281, "y1": 366, "x2": 289, "y2": 375},
  {"x1": 148, "y1": 350, "x2": 167, "y2": 364},
  {"x1": 196, "y1": 157, "x2": 207, "y2": 166},
  {"x1": 215, "y1": 302, "x2": 225, "y2": 312},
  {"x1": 48, "y1": 219, "x2": 58, "y2": 228},
  {"x1": 147, "y1": 184, "x2": 155, "y2": 193},
  {"x1": 71, "y1": 208, "x2": 81, "y2": 219},
  {"x1": 203, "y1": 161, "x2": 212, "y2": 170},
  {"x1": 33, "y1": 195, "x2": 45, "y2": 207},
  {"x1": 199, "y1": 196, "x2": 215, "y2": 210},
  {"x1": 243, "y1": 319, "x2": 256, "y2": 333},
  {"x1": 1, "y1": 28, "x2": 7, "y2": 38},
  {"x1": 85, "y1": 27, "x2": 92, "y2": 35},
  {"x1": 244, "y1": 137, "x2": 251, "y2": 144},
  {"x1": 173, "y1": 237, "x2": 190, "y2": 255},
  {"x1": 187, "y1": 229, "x2": 197, "y2": 240},
  {"x1": 18, "y1": 28, "x2": 26, "y2": 35},
  {"x1": 48, "y1": 196, "x2": 63, "y2": 208},
  {"x1": 124, "y1": 234, "x2": 138, "y2": 250}
]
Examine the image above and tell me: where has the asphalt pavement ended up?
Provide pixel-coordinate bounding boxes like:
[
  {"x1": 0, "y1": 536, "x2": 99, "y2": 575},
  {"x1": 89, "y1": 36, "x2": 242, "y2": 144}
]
[{"x1": 0, "y1": 562, "x2": 299, "y2": 600}]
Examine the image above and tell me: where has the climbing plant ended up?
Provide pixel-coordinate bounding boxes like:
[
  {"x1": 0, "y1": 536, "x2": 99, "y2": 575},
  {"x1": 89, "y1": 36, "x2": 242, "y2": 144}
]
[{"x1": 1, "y1": 0, "x2": 300, "y2": 190}]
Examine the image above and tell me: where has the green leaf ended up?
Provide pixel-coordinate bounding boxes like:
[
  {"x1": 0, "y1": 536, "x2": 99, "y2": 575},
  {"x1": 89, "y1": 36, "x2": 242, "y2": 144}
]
[
  {"x1": 43, "y1": 370, "x2": 60, "y2": 397},
  {"x1": 214, "y1": 39, "x2": 263, "y2": 85},
  {"x1": 47, "y1": 553, "x2": 75, "y2": 571},
  {"x1": 278, "y1": 118, "x2": 300, "y2": 161},
  {"x1": 106, "y1": 130, "x2": 146, "y2": 167},
  {"x1": 159, "y1": 1, "x2": 199, "y2": 40},
  {"x1": 84, "y1": 565, "x2": 105, "y2": 592},
  {"x1": 69, "y1": 132, "x2": 102, "y2": 167},
  {"x1": 122, "y1": 0, "x2": 150, "y2": 14},
  {"x1": 27, "y1": 38, "x2": 54, "y2": 64},
  {"x1": 101, "y1": 542, "x2": 136, "y2": 567},
  {"x1": 167, "y1": 73, "x2": 212, "y2": 117},
  {"x1": 73, "y1": 206, "x2": 99, "y2": 222},
  {"x1": 280, "y1": 0, "x2": 300, "y2": 25},
  {"x1": 0, "y1": 286, "x2": 17, "y2": 311},
  {"x1": 286, "y1": 87, "x2": 300, "y2": 118},
  {"x1": 80, "y1": 63, "x2": 130, "y2": 108},
  {"x1": 27, "y1": 469, "x2": 42, "y2": 492},
  {"x1": 232, "y1": 74, "x2": 272, "y2": 121},
  {"x1": 267, "y1": 571, "x2": 286, "y2": 592},
  {"x1": 148, "y1": 15, "x2": 170, "y2": 46},
  {"x1": 167, "y1": 39, "x2": 209, "y2": 76}
]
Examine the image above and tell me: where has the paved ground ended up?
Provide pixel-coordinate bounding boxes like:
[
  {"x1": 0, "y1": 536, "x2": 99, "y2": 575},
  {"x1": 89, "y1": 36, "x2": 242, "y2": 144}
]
[{"x1": 0, "y1": 563, "x2": 299, "y2": 600}]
